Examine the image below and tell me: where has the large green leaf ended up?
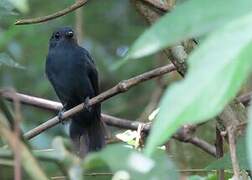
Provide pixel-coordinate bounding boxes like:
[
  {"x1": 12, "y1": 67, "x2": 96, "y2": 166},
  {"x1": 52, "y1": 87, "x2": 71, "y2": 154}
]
[
  {"x1": 207, "y1": 136, "x2": 249, "y2": 170},
  {"x1": 145, "y1": 13, "x2": 252, "y2": 155},
  {"x1": 84, "y1": 144, "x2": 178, "y2": 180},
  {"x1": 126, "y1": 0, "x2": 252, "y2": 60}
]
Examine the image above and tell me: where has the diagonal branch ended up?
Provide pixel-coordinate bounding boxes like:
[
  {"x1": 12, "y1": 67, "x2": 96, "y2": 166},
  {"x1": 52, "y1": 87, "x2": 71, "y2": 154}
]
[
  {"x1": 1, "y1": 91, "x2": 217, "y2": 157},
  {"x1": 1, "y1": 63, "x2": 175, "y2": 139},
  {"x1": 0, "y1": 91, "x2": 149, "y2": 130},
  {"x1": 15, "y1": 0, "x2": 88, "y2": 25},
  {"x1": 3, "y1": 82, "x2": 251, "y2": 157}
]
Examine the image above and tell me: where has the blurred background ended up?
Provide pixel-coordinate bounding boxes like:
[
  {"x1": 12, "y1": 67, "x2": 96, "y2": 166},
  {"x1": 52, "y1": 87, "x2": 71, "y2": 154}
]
[{"x1": 0, "y1": 0, "x2": 216, "y2": 178}]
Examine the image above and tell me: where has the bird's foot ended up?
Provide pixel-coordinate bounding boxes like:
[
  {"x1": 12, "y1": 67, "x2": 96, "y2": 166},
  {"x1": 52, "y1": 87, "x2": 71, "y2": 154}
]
[
  {"x1": 83, "y1": 97, "x2": 92, "y2": 112},
  {"x1": 58, "y1": 106, "x2": 66, "y2": 124}
]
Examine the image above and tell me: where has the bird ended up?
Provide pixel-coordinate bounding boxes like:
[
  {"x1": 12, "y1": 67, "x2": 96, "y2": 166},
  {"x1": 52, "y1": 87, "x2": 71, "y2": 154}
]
[{"x1": 45, "y1": 27, "x2": 105, "y2": 157}]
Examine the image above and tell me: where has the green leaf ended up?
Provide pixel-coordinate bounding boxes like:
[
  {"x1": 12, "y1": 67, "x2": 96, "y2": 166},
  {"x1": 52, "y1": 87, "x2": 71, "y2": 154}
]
[
  {"x1": 207, "y1": 136, "x2": 249, "y2": 170},
  {"x1": 7, "y1": 0, "x2": 28, "y2": 13},
  {"x1": 145, "y1": 13, "x2": 252, "y2": 155},
  {"x1": 126, "y1": 0, "x2": 252, "y2": 60},
  {"x1": 0, "y1": 53, "x2": 25, "y2": 69},
  {"x1": 84, "y1": 144, "x2": 178, "y2": 180}
]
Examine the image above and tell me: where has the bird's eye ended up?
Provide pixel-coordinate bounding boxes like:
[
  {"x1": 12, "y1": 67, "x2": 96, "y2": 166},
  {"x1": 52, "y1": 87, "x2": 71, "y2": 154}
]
[
  {"x1": 55, "y1": 32, "x2": 60, "y2": 40},
  {"x1": 66, "y1": 31, "x2": 74, "y2": 38}
]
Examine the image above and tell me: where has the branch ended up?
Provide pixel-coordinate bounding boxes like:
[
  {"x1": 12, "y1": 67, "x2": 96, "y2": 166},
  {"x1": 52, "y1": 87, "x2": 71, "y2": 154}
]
[
  {"x1": 1, "y1": 91, "x2": 217, "y2": 157},
  {"x1": 228, "y1": 127, "x2": 240, "y2": 179},
  {"x1": 0, "y1": 91, "x2": 148, "y2": 130},
  {"x1": 216, "y1": 127, "x2": 224, "y2": 180},
  {"x1": 189, "y1": 137, "x2": 216, "y2": 157},
  {"x1": 1, "y1": 64, "x2": 175, "y2": 139},
  {"x1": 15, "y1": 0, "x2": 88, "y2": 25},
  {"x1": 172, "y1": 124, "x2": 216, "y2": 156}
]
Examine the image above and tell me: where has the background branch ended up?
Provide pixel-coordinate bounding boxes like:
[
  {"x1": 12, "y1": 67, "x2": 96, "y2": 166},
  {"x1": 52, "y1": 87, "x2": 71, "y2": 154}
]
[{"x1": 15, "y1": 0, "x2": 88, "y2": 25}]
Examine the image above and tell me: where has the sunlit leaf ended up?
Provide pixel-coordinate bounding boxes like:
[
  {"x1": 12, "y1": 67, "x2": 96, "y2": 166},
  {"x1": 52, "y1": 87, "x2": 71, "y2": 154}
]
[
  {"x1": 116, "y1": 130, "x2": 137, "y2": 145},
  {"x1": 145, "y1": 13, "x2": 252, "y2": 155},
  {"x1": 0, "y1": 53, "x2": 25, "y2": 69},
  {"x1": 126, "y1": 0, "x2": 252, "y2": 60},
  {"x1": 84, "y1": 144, "x2": 178, "y2": 180}
]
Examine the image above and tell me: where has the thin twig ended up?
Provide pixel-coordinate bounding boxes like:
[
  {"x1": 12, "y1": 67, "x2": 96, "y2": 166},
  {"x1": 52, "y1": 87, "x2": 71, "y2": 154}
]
[
  {"x1": 227, "y1": 127, "x2": 240, "y2": 180},
  {"x1": 10, "y1": 90, "x2": 22, "y2": 180},
  {"x1": 178, "y1": 169, "x2": 216, "y2": 173},
  {"x1": 75, "y1": 0, "x2": 84, "y2": 42},
  {"x1": 50, "y1": 168, "x2": 217, "y2": 179},
  {"x1": 15, "y1": 0, "x2": 88, "y2": 25},
  {"x1": 135, "y1": 123, "x2": 144, "y2": 149},
  {"x1": 216, "y1": 127, "x2": 224, "y2": 180},
  {"x1": 186, "y1": 136, "x2": 216, "y2": 157}
]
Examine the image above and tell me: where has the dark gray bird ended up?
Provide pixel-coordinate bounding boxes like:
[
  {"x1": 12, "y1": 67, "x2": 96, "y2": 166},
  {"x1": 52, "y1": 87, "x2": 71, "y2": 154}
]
[{"x1": 45, "y1": 27, "x2": 105, "y2": 157}]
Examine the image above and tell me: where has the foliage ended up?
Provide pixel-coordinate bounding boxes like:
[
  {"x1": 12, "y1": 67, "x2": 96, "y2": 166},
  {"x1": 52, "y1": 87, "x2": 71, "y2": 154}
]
[
  {"x1": 84, "y1": 144, "x2": 178, "y2": 180},
  {"x1": 126, "y1": 0, "x2": 252, "y2": 59},
  {"x1": 145, "y1": 12, "x2": 252, "y2": 155},
  {"x1": 1, "y1": 0, "x2": 252, "y2": 179}
]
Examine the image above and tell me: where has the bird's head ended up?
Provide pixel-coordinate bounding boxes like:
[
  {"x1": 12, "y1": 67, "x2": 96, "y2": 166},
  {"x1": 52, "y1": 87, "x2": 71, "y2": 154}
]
[{"x1": 49, "y1": 27, "x2": 77, "y2": 48}]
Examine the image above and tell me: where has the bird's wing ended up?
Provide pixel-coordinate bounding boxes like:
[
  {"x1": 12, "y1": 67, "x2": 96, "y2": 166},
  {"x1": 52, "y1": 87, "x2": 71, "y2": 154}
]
[{"x1": 81, "y1": 48, "x2": 100, "y2": 96}]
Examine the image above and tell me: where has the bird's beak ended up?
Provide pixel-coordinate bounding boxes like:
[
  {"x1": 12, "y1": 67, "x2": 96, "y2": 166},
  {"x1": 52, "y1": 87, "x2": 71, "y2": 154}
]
[{"x1": 66, "y1": 31, "x2": 74, "y2": 38}]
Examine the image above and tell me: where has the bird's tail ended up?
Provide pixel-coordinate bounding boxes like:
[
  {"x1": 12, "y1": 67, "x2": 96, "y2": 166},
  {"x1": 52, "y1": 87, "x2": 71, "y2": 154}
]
[{"x1": 69, "y1": 118, "x2": 106, "y2": 158}]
